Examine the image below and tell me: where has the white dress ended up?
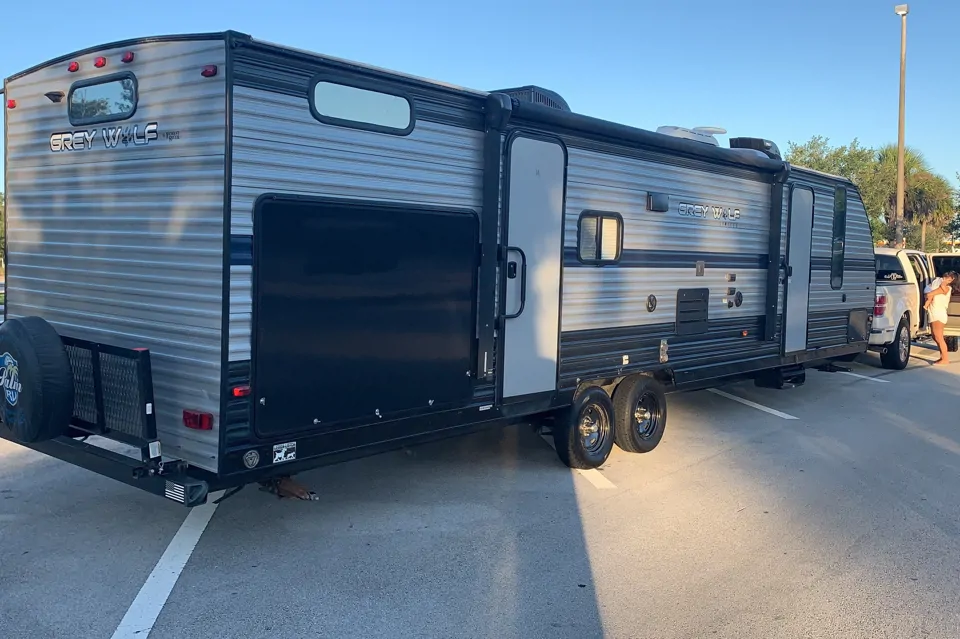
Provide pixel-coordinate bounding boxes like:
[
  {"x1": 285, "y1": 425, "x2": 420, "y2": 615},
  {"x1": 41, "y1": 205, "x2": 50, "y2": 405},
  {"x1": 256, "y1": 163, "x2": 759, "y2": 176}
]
[{"x1": 925, "y1": 278, "x2": 951, "y2": 324}]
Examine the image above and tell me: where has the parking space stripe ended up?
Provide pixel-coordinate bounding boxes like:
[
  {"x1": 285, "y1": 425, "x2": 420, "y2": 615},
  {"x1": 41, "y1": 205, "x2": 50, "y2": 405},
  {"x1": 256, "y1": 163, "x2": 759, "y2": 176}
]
[
  {"x1": 707, "y1": 389, "x2": 798, "y2": 420},
  {"x1": 837, "y1": 371, "x2": 890, "y2": 383},
  {"x1": 540, "y1": 433, "x2": 617, "y2": 489},
  {"x1": 110, "y1": 491, "x2": 223, "y2": 639}
]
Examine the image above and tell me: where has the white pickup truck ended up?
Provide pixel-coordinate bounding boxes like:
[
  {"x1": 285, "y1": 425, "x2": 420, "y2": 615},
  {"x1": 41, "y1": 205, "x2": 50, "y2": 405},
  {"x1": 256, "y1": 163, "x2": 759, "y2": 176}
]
[{"x1": 870, "y1": 247, "x2": 959, "y2": 369}]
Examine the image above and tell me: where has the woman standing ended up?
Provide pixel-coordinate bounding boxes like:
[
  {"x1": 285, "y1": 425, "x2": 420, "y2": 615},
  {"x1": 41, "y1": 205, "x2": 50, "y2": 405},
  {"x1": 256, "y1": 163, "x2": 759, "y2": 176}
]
[{"x1": 923, "y1": 270, "x2": 958, "y2": 366}]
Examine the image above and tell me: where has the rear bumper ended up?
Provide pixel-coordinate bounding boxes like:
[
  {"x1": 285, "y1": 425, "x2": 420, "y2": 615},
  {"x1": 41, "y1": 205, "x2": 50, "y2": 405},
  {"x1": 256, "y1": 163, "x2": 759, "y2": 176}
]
[
  {"x1": 0, "y1": 427, "x2": 210, "y2": 507},
  {"x1": 868, "y1": 327, "x2": 896, "y2": 346}
]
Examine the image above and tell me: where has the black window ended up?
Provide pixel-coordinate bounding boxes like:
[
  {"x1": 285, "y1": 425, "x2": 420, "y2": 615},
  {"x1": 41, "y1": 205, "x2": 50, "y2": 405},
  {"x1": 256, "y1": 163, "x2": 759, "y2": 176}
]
[
  {"x1": 577, "y1": 211, "x2": 622, "y2": 264},
  {"x1": 932, "y1": 255, "x2": 960, "y2": 275},
  {"x1": 875, "y1": 254, "x2": 906, "y2": 281},
  {"x1": 830, "y1": 186, "x2": 847, "y2": 289},
  {"x1": 68, "y1": 72, "x2": 137, "y2": 126}
]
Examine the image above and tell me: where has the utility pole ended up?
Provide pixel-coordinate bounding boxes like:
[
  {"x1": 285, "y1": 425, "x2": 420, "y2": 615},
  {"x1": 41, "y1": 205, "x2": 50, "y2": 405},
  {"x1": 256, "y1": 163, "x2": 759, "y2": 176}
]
[{"x1": 895, "y1": 4, "x2": 909, "y2": 248}]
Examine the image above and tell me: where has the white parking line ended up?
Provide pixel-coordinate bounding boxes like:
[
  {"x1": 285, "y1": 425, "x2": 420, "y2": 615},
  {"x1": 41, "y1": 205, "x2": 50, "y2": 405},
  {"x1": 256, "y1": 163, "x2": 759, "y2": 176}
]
[
  {"x1": 110, "y1": 491, "x2": 223, "y2": 639},
  {"x1": 838, "y1": 370, "x2": 890, "y2": 383},
  {"x1": 540, "y1": 433, "x2": 617, "y2": 489},
  {"x1": 707, "y1": 389, "x2": 798, "y2": 420}
]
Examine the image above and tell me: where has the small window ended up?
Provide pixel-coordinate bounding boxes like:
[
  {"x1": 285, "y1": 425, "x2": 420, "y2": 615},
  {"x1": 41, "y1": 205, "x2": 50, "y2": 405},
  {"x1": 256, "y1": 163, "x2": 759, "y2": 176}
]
[
  {"x1": 310, "y1": 79, "x2": 413, "y2": 135},
  {"x1": 68, "y1": 72, "x2": 137, "y2": 126},
  {"x1": 932, "y1": 255, "x2": 960, "y2": 275},
  {"x1": 830, "y1": 186, "x2": 847, "y2": 289},
  {"x1": 578, "y1": 211, "x2": 622, "y2": 264},
  {"x1": 875, "y1": 255, "x2": 906, "y2": 281}
]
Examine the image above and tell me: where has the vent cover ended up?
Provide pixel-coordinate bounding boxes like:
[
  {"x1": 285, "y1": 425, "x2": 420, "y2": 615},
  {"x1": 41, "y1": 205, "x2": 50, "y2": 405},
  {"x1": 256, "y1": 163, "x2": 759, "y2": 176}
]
[
  {"x1": 492, "y1": 85, "x2": 570, "y2": 111},
  {"x1": 676, "y1": 288, "x2": 710, "y2": 335}
]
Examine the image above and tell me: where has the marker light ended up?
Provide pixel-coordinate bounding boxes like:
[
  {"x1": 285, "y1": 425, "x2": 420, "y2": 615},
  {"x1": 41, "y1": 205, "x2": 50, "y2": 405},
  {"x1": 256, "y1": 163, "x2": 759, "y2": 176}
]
[
  {"x1": 232, "y1": 385, "x2": 251, "y2": 398},
  {"x1": 201, "y1": 65, "x2": 218, "y2": 78},
  {"x1": 6, "y1": 99, "x2": 15, "y2": 109},
  {"x1": 121, "y1": 51, "x2": 135, "y2": 63},
  {"x1": 68, "y1": 61, "x2": 80, "y2": 72},
  {"x1": 183, "y1": 409, "x2": 214, "y2": 431},
  {"x1": 94, "y1": 57, "x2": 107, "y2": 68}
]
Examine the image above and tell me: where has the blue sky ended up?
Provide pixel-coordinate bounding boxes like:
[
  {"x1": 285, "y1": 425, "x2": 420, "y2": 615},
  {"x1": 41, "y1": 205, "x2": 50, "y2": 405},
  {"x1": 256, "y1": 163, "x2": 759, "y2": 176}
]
[{"x1": 2, "y1": 0, "x2": 957, "y2": 184}]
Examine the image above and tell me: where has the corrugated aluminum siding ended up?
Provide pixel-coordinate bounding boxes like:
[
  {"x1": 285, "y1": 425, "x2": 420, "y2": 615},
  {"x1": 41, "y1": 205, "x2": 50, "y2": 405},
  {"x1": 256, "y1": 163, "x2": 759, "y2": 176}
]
[
  {"x1": 561, "y1": 147, "x2": 772, "y2": 333},
  {"x1": 4, "y1": 39, "x2": 227, "y2": 472},
  {"x1": 229, "y1": 86, "x2": 485, "y2": 364}
]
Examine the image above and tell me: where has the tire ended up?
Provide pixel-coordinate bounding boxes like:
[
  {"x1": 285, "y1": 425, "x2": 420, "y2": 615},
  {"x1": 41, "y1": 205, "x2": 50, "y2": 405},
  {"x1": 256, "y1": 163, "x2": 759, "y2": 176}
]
[
  {"x1": 552, "y1": 386, "x2": 615, "y2": 469},
  {"x1": 0, "y1": 317, "x2": 74, "y2": 443},
  {"x1": 947, "y1": 336, "x2": 959, "y2": 353},
  {"x1": 612, "y1": 375, "x2": 668, "y2": 454},
  {"x1": 880, "y1": 316, "x2": 910, "y2": 370}
]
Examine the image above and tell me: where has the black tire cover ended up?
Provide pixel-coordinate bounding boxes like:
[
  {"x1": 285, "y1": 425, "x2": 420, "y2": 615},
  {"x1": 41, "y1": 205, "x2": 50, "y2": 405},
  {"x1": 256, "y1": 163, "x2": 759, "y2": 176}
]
[{"x1": 0, "y1": 317, "x2": 74, "y2": 443}]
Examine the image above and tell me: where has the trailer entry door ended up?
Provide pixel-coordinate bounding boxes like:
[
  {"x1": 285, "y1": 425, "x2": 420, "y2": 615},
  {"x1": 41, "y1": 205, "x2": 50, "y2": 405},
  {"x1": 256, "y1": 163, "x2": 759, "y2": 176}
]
[
  {"x1": 784, "y1": 186, "x2": 814, "y2": 354},
  {"x1": 501, "y1": 135, "x2": 566, "y2": 400},
  {"x1": 252, "y1": 196, "x2": 479, "y2": 436}
]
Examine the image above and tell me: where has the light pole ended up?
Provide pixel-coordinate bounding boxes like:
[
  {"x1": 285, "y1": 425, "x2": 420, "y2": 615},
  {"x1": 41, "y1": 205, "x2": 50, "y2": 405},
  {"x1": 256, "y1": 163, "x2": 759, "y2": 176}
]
[{"x1": 895, "y1": 4, "x2": 909, "y2": 248}]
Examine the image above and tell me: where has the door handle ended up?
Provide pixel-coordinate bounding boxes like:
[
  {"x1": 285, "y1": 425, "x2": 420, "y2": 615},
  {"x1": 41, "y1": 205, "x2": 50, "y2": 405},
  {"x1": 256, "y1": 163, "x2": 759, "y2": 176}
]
[
  {"x1": 786, "y1": 265, "x2": 794, "y2": 277},
  {"x1": 502, "y1": 246, "x2": 527, "y2": 320}
]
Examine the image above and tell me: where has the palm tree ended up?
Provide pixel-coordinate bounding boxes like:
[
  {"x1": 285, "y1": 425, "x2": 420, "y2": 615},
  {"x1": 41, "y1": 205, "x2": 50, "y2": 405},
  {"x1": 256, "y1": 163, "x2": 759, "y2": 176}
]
[
  {"x1": 905, "y1": 171, "x2": 954, "y2": 251},
  {"x1": 869, "y1": 145, "x2": 951, "y2": 249}
]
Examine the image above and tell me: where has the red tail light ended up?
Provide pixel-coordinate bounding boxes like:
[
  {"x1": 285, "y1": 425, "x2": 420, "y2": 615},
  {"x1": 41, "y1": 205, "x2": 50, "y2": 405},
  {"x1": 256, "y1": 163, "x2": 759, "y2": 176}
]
[
  {"x1": 121, "y1": 51, "x2": 135, "y2": 63},
  {"x1": 232, "y1": 385, "x2": 251, "y2": 398},
  {"x1": 183, "y1": 410, "x2": 213, "y2": 431},
  {"x1": 6, "y1": 99, "x2": 15, "y2": 109},
  {"x1": 68, "y1": 61, "x2": 80, "y2": 72},
  {"x1": 201, "y1": 65, "x2": 218, "y2": 78},
  {"x1": 874, "y1": 294, "x2": 887, "y2": 317},
  {"x1": 94, "y1": 56, "x2": 107, "y2": 68}
]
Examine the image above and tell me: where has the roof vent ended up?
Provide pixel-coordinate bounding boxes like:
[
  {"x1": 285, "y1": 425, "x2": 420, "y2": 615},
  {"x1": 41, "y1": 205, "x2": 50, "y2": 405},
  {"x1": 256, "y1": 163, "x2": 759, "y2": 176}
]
[
  {"x1": 656, "y1": 126, "x2": 726, "y2": 146},
  {"x1": 730, "y1": 137, "x2": 781, "y2": 160},
  {"x1": 492, "y1": 85, "x2": 570, "y2": 111}
]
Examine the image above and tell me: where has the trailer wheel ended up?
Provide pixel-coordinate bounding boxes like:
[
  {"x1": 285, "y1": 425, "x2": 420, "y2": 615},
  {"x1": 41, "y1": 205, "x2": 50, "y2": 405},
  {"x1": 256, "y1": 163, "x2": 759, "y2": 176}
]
[
  {"x1": 612, "y1": 375, "x2": 667, "y2": 454},
  {"x1": 552, "y1": 386, "x2": 615, "y2": 469},
  {"x1": 0, "y1": 317, "x2": 74, "y2": 443},
  {"x1": 946, "y1": 336, "x2": 959, "y2": 353},
  {"x1": 880, "y1": 317, "x2": 910, "y2": 370}
]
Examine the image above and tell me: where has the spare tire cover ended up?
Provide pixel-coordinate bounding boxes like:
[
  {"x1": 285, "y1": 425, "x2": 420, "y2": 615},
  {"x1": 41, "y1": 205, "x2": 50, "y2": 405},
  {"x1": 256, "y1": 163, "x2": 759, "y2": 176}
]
[{"x1": 0, "y1": 317, "x2": 74, "y2": 443}]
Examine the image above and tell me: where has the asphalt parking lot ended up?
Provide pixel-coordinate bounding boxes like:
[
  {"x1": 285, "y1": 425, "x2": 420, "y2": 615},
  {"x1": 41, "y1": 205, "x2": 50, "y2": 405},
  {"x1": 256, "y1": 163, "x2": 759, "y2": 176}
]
[{"x1": 3, "y1": 345, "x2": 960, "y2": 639}]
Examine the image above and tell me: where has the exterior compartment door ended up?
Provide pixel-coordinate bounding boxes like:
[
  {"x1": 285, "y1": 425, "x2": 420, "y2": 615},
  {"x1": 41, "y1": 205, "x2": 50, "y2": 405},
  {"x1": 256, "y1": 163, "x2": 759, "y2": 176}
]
[
  {"x1": 252, "y1": 195, "x2": 479, "y2": 436},
  {"x1": 784, "y1": 185, "x2": 814, "y2": 354},
  {"x1": 500, "y1": 134, "x2": 567, "y2": 400}
]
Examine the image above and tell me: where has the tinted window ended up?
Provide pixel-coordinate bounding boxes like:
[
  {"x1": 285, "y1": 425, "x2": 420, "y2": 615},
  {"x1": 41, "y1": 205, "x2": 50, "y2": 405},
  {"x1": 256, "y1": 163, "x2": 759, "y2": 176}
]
[
  {"x1": 932, "y1": 255, "x2": 960, "y2": 275},
  {"x1": 578, "y1": 212, "x2": 622, "y2": 264},
  {"x1": 876, "y1": 255, "x2": 906, "y2": 281},
  {"x1": 311, "y1": 80, "x2": 413, "y2": 134},
  {"x1": 830, "y1": 186, "x2": 847, "y2": 289},
  {"x1": 68, "y1": 74, "x2": 137, "y2": 125}
]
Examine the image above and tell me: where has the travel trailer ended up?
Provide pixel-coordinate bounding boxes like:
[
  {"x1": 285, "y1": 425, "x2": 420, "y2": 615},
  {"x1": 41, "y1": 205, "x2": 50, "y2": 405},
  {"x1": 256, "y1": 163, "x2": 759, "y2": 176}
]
[{"x1": 0, "y1": 32, "x2": 876, "y2": 506}]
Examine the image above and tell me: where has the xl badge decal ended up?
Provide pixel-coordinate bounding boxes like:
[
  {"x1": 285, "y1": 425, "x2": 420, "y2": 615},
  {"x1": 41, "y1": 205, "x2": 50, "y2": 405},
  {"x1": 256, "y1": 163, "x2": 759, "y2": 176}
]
[
  {"x1": 0, "y1": 352, "x2": 23, "y2": 407},
  {"x1": 49, "y1": 122, "x2": 161, "y2": 152}
]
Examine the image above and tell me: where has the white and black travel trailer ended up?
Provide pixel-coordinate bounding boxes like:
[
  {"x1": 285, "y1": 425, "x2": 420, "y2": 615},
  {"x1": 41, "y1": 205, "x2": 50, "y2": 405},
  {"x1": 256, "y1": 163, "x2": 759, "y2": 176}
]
[{"x1": 0, "y1": 31, "x2": 876, "y2": 506}]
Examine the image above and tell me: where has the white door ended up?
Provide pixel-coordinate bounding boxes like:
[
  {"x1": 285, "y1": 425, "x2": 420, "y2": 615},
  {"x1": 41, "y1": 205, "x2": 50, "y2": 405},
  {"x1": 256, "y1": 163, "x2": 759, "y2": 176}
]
[
  {"x1": 501, "y1": 135, "x2": 566, "y2": 399},
  {"x1": 784, "y1": 185, "x2": 815, "y2": 354}
]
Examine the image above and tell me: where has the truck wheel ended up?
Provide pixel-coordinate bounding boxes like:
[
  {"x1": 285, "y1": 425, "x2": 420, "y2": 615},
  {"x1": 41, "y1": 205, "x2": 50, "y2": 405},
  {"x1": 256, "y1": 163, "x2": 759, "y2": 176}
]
[
  {"x1": 0, "y1": 317, "x2": 74, "y2": 443},
  {"x1": 612, "y1": 375, "x2": 667, "y2": 453},
  {"x1": 553, "y1": 386, "x2": 615, "y2": 469},
  {"x1": 880, "y1": 317, "x2": 911, "y2": 370},
  {"x1": 947, "y1": 336, "x2": 959, "y2": 353}
]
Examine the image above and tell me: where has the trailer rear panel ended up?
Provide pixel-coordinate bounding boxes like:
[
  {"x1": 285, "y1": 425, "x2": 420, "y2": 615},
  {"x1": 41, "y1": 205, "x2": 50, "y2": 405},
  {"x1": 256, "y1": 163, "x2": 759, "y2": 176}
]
[{"x1": 4, "y1": 38, "x2": 228, "y2": 471}]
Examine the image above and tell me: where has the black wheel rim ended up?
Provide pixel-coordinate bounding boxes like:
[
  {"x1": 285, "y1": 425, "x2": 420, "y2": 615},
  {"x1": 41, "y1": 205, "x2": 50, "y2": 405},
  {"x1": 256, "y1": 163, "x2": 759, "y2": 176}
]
[
  {"x1": 634, "y1": 391, "x2": 662, "y2": 440},
  {"x1": 578, "y1": 403, "x2": 610, "y2": 454}
]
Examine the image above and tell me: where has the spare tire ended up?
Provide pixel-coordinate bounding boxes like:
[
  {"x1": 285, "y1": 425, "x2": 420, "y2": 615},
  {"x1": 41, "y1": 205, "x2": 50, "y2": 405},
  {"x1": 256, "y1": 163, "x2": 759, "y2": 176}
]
[{"x1": 0, "y1": 316, "x2": 74, "y2": 443}]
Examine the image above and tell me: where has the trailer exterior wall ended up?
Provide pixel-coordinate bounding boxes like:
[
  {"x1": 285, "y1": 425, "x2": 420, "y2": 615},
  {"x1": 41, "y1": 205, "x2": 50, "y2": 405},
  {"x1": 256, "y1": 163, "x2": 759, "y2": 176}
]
[
  {"x1": 788, "y1": 170, "x2": 875, "y2": 349},
  {"x1": 3, "y1": 39, "x2": 227, "y2": 471},
  {"x1": 226, "y1": 46, "x2": 489, "y2": 448}
]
